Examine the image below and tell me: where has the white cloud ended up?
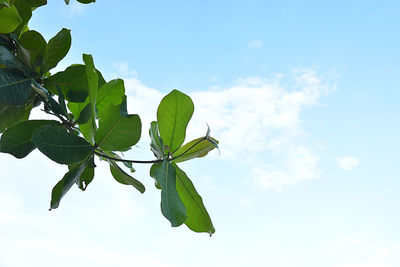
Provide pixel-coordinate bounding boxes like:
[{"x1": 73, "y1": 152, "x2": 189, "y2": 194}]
[
  {"x1": 337, "y1": 156, "x2": 359, "y2": 171},
  {"x1": 118, "y1": 68, "x2": 334, "y2": 190},
  {"x1": 248, "y1": 40, "x2": 263, "y2": 48},
  {"x1": 62, "y1": 1, "x2": 88, "y2": 18}
]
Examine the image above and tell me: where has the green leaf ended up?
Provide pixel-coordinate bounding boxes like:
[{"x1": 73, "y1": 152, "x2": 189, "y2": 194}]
[
  {"x1": 56, "y1": 84, "x2": 67, "y2": 115},
  {"x1": 72, "y1": 155, "x2": 95, "y2": 191},
  {"x1": 0, "y1": 119, "x2": 59, "y2": 158},
  {"x1": 172, "y1": 137, "x2": 219, "y2": 163},
  {"x1": 0, "y1": 69, "x2": 34, "y2": 106},
  {"x1": 43, "y1": 65, "x2": 88, "y2": 102},
  {"x1": 82, "y1": 54, "x2": 98, "y2": 143},
  {"x1": 0, "y1": 6, "x2": 22, "y2": 33},
  {"x1": 157, "y1": 89, "x2": 194, "y2": 153},
  {"x1": 32, "y1": 124, "x2": 93, "y2": 164},
  {"x1": 0, "y1": 101, "x2": 32, "y2": 133},
  {"x1": 41, "y1": 28, "x2": 71, "y2": 75},
  {"x1": 172, "y1": 163, "x2": 215, "y2": 235},
  {"x1": 19, "y1": 30, "x2": 47, "y2": 70},
  {"x1": 150, "y1": 160, "x2": 187, "y2": 227},
  {"x1": 96, "y1": 78, "x2": 125, "y2": 119},
  {"x1": 50, "y1": 160, "x2": 88, "y2": 210},
  {"x1": 74, "y1": 102, "x2": 91, "y2": 124},
  {"x1": 0, "y1": 44, "x2": 36, "y2": 77},
  {"x1": 149, "y1": 121, "x2": 164, "y2": 160},
  {"x1": 95, "y1": 102, "x2": 141, "y2": 152},
  {"x1": 13, "y1": 0, "x2": 32, "y2": 37},
  {"x1": 108, "y1": 159, "x2": 145, "y2": 193},
  {"x1": 76, "y1": 0, "x2": 95, "y2": 3}
]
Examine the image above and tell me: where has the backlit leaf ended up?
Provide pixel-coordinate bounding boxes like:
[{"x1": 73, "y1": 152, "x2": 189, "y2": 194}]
[
  {"x1": 157, "y1": 89, "x2": 194, "y2": 153},
  {"x1": 0, "y1": 6, "x2": 22, "y2": 33},
  {"x1": 172, "y1": 137, "x2": 218, "y2": 163},
  {"x1": 41, "y1": 28, "x2": 71, "y2": 75},
  {"x1": 150, "y1": 160, "x2": 187, "y2": 227},
  {"x1": 108, "y1": 159, "x2": 145, "y2": 193}
]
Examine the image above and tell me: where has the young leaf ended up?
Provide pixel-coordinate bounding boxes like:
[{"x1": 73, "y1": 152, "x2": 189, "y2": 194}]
[
  {"x1": 172, "y1": 137, "x2": 219, "y2": 163},
  {"x1": 149, "y1": 121, "x2": 164, "y2": 159},
  {"x1": 172, "y1": 163, "x2": 215, "y2": 235},
  {"x1": 0, "y1": 6, "x2": 22, "y2": 33},
  {"x1": 50, "y1": 160, "x2": 88, "y2": 210},
  {"x1": 157, "y1": 89, "x2": 194, "y2": 153},
  {"x1": 0, "y1": 119, "x2": 59, "y2": 158},
  {"x1": 108, "y1": 159, "x2": 145, "y2": 193},
  {"x1": 95, "y1": 102, "x2": 141, "y2": 152},
  {"x1": 150, "y1": 160, "x2": 187, "y2": 227},
  {"x1": 32, "y1": 124, "x2": 93, "y2": 164},
  {"x1": 41, "y1": 28, "x2": 71, "y2": 75}
]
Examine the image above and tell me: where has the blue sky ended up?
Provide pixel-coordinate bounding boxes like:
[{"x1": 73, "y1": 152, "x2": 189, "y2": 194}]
[{"x1": 1, "y1": 1, "x2": 400, "y2": 266}]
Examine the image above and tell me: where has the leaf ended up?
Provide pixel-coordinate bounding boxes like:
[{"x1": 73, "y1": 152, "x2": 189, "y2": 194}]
[
  {"x1": 43, "y1": 65, "x2": 88, "y2": 102},
  {"x1": 19, "y1": 30, "x2": 47, "y2": 70},
  {"x1": 0, "y1": 119, "x2": 59, "y2": 158},
  {"x1": 50, "y1": 160, "x2": 88, "y2": 210},
  {"x1": 77, "y1": 0, "x2": 95, "y2": 3},
  {"x1": 74, "y1": 102, "x2": 91, "y2": 124},
  {"x1": 96, "y1": 78, "x2": 125, "y2": 119},
  {"x1": 0, "y1": 101, "x2": 32, "y2": 133},
  {"x1": 0, "y1": 69, "x2": 34, "y2": 106},
  {"x1": 32, "y1": 124, "x2": 93, "y2": 164},
  {"x1": 149, "y1": 121, "x2": 164, "y2": 159},
  {"x1": 0, "y1": 44, "x2": 36, "y2": 77},
  {"x1": 56, "y1": 84, "x2": 67, "y2": 115},
  {"x1": 95, "y1": 102, "x2": 141, "y2": 152},
  {"x1": 172, "y1": 137, "x2": 219, "y2": 163},
  {"x1": 41, "y1": 28, "x2": 71, "y2": 75},
  {"x1": 13, "y1": 0, "x2": 32, "y2": 37},
  {"x1": 73, "y1": 155, "x2": 95, "y2": 191},
  {"x1": 157, "y1": 89, "x2": 194, "y2": 153},
  {"x1": 0, "y1": 6, "x2": 22, "y2": 33},
  {"x1": 172, "y1": 163, "x2": 215, "y2": 235},
  {"x1": 108, "y1": 159, "x2": 145, "y2": 193},
  {"x1": 150, "y1": 160, "x2": 187, "y2": 227},
  {"x1": 82, "y1": 54, "x2": 98, "y2": 142}
]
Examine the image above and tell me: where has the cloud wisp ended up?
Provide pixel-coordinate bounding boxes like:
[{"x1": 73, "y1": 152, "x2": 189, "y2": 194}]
[{"x1": 120, "y1": 68, "x2": 335, "y2": 190}]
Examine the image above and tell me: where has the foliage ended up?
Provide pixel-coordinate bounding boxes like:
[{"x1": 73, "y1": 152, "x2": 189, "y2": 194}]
[{"x1": 0, "y1": 0, "x2": 219, "y2": 235}]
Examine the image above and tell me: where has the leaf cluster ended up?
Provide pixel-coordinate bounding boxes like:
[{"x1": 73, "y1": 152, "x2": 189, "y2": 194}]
[{"x1": 0, "y1": 0, "x2": 219, "y2": 234}]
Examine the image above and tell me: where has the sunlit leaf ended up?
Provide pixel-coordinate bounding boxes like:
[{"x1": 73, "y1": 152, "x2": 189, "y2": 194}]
[
  {"x1": 157, "y1": 89, "x2": 194, "y2": 153},
  {"x1": 172, "y1": 137, "x2": 218, "y2": 163},
  {"x1": 41, "y1": 28, "x2": 71, "y2": 75},
  {"x1": 0, "y1": 6, "x2": 22, "y2": 33},
  {"x1": 173, "y1": 163, "x2": 215, "y2": 235}
]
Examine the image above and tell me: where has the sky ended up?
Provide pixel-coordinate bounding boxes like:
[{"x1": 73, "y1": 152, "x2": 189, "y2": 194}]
[{"x1": 1, "y1": 1, "x2": 400, "y2": 266}]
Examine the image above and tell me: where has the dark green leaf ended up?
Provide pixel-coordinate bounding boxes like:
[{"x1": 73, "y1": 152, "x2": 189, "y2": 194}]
[
  {"x1": 149, "y1": 121, "x2": 164, "y2": 159},
  {"x1": 0, "y1": 69, "x2": 34, "y2": 106},
  {"x1": 41, "y1": 28, "x2": 71, "y2": 75},
  {"x1": 82, "y1": 54, "x2": 98, "y2": 143},
  {"x1": 172, "y1": 137, "x2": 218, "y2": 163},
  {"x1": 0, "y1": 101, "x2": 32, "y2": 132},
  {"x1": 43, "y1": 64, "x2": 88, "y2": 102},
  {"x1": 74, "y1": 156, "x2": 94, "y2": 191},
  {"x1": 172, "y1": 163, "x2": 215, "y2": 235},
  {"x1": 47, "y1": 95, "x2": 67, "y2": 116},
  {"x1": 150, "y1": 160, "x2": 187, "y2": 227},
  {"x1": 108, "y1": 159, "x2": 145, "y2": 193},
  {"x1": 19, "y1": 30, "x2": 47, "y2": 70},
  {"x1": 76, "y1": 0, "x2": 95, "y2": 4},
  {"x1": 50, "y1": 160, "x2": 87, "y2": 210},
  {"x1": 56, "y1": 84, "x2": 67, "y2": 115},
  {"x1": 95, "y1": 102, "x2": 141, "y2": 152},
  {"x1": 32, "y1": 124, "x2": 93, "y2": 164},
  {"x1": 157, "y1": 89, "x2": 194, "y2": 153},
  {"x1": 74, "y1": 102, "x2": 91, "y2": 124},
  {"x1": 13, "y1": 0, "x2": 32, "y2": 37},
  {"x1": 0, "y1": 119, "x2": 59, "y2": 158},
  {"x1": 0, "y1": 44, "x2": 36, "y2": 77},
  {"x1": 0, "y1": 6, "x2": 22, "y2": 33}
]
